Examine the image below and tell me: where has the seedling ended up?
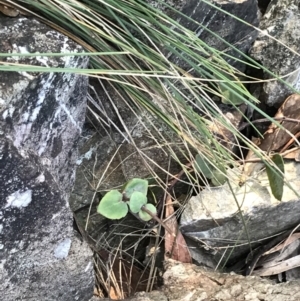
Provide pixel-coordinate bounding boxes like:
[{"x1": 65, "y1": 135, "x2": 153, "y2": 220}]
[
  {"x1": 97, "y1": 178, "x2": 154, "y2": 220},
  {"x1": 97, "y1": 178, "x2": 175, "y2": 236}
]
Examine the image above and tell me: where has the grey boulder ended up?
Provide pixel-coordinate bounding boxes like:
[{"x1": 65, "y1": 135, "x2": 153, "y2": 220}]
[{"x1": 0, "y1": 16, "x2": 93, "y2": 301}]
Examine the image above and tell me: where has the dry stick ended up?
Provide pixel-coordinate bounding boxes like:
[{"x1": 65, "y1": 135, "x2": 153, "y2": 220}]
[
  {"x1": 237, "y1": 147, "x2": 300, "y2": 164},
  {"x1": 244, "y1": 231, "x2": 291, "y2": 276},
  {"x1": 239, "y1": 116, "x2": 300, "y2": 131},
  {"x1": 238, "y1": 122, "x2": 300, "y2": 164},
  {"x1": 141, "y1": 205, "x2": 176, "y2": 237},
  {"x1": 159, "y1": 163, "x2": 195, "y2": 226},
  {"x1": 165, "y1": 163, "x2": 193, "y2": 192},
  {"x1": 155, "y1": 163, "x2": 193, "y2": 227},
  {"x1": 279, "y1": 131, "x2": 300, "y2": 153}
]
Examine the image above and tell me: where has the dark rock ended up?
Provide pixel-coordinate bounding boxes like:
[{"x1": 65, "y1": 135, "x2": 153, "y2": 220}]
[
  {"x1": 257, "y1": 0, "x2": 272, "y2": 14},
  {"x1": 151, "y1": 0, "x2": 259, "y2": 72},
  {"x1": 0, "y1": 16, "x2": 93, "y2": 300},
  {"x1": 180, "y1": 162, "x2": 300, "y2": 268},
  {"x1": 250, "y1": 0, "x2": 300, "y2": 106}
]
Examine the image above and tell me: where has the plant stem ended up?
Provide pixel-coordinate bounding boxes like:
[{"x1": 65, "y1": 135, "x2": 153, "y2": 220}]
[
  {"x1": 239, "y1": 116, "x2": 300, "y2": 131},
  {"x1": 141, "y1": 206, "x2": 176, "y2": 237}
]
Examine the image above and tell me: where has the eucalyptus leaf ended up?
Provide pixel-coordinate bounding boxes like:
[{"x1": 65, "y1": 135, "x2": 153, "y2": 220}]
[
  {"x1": 139, "y1": 203, "x2": 157, "y2": 221},
  {"x1": 123, "y1": 178, "x2": 148, "y2": 199},
  {"x1": 194, "y1": 154, "x2": 214, "y2": 179},
  {"x1": 129, "y1": 191, "x2": 147, "y2": 213},
  {"x1": 216, "y1": 71, "x2": 246, "y2": 105},
  {"x1": 97, "y1": 190, "x2": 128, "y2": 219},
  {"x1": 266, "y1": 154, "x2": 284, "y2": 201},
  {"x1": 219, "y1": 85, "x2": 244, "y2": 105}
]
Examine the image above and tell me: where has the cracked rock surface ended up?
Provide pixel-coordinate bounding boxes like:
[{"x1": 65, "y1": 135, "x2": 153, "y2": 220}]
[{"x1": 0, "y1": 16, "x2": 93, "y2": 301}]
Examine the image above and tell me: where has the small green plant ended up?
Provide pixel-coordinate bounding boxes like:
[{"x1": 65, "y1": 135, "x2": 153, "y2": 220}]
[
  {"x1": 194, "y1": 153, "x2": 227, "y2": 186},
  {"x1": 97, "y1": 178, "x2": 157, "y2": 221}
]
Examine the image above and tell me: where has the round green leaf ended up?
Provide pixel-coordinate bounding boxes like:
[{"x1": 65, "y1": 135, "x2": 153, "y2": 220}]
[
  {"x1": 129, "y1": 191, "x2": 147, "y2": 213},
  {"x1": 123, "y1": 178, "x2": 148, "y2": 199},
  {"x1": 138, "y1": 203, "x2": 157, "y2": 221},
  {"x1": 97, "y1": 190, "x2": 128, "y2": 219}
]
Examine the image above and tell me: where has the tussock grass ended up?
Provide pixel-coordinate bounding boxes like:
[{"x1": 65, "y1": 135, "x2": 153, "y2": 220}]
[{"x1": 2, "y1": 0, "x2": 300, "y2": 298}]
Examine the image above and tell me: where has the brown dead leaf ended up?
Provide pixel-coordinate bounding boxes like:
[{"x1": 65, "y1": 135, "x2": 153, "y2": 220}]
[
  {"x1": 242, "y1": 94, "x2": 300, "y2": 180},
  {"x1": 164, "y1": 195, "x2": 192, "y2": 263},
  {"x1": 259, "y1": 94, "x2": 300, "y2": 152},
  {"x1": 282, "y1": 148, "x2": 300, "y2": 161},
  {"x1": 0, "y1": 3, "x2": 19, "y2": 17},
  {"x1": 252, "y1": 233, "x2": 300, "y2": 277},
  {"x1": 264, "y1": 233, "x2": 300, "y2": 255},
  {"x1": 109, "y1": 286, "x2": 119, "y2": 300},
  {"x1": 252, "y1": 254, "x2": 300, "y2": 277},
  {"x1": 260, "y1": 240, "x2": 300, "y2": 268}
]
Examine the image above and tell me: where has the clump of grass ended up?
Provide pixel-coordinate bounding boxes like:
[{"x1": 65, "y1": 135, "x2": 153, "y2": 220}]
[
  {"x1": 1, "y1": 0, "x2": 276, "y2": 165},
  {"x1": 2, "y1": 0, "x2": 299, "y2": 298}
]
